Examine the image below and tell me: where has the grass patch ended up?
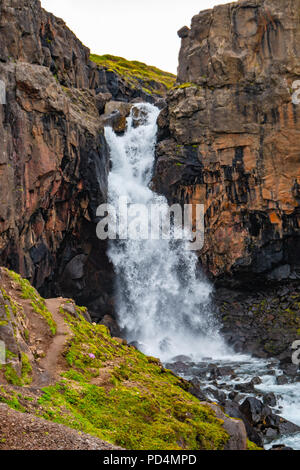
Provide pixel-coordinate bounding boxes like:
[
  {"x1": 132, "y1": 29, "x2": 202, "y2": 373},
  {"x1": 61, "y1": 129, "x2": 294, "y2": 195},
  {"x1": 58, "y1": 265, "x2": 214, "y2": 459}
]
[{"x1": 21, "y1": 353, "x2": 33, "y2": 385}]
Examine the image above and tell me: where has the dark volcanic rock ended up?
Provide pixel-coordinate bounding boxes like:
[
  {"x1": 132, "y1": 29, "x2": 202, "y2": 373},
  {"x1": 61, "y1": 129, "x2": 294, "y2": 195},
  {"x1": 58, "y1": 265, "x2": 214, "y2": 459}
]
[
  {"x1": 263, "y1": 393, "x2": 277, "y2": 408},
  {"x1": 154, "y1": 0, "x2": 300, "y2": 287},
  {"x1": 216, "y1": 284, "x2": 300, "y2": 358},
  {"x1": 239, "y1": 397, "x2": 300, "y2": 437},
  {"x1": 224, "y1": 400, "x2": 264, "y2": 447}
]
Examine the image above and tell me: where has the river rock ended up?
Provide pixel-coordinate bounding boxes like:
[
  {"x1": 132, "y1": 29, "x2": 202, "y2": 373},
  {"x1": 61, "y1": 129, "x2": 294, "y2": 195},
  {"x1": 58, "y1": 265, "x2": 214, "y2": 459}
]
[
  {"x1": 263, "y1": 393, "x2": 277, "y2": 408},
  {"x1": 224, "y1": 400, "x2": 264, "y2": 447},
  {"x1": 171, "y1": 355, "x2": 193, "y2": 363},
  {"x1": 239, "y1": 397, "x2": 300, "y2": 437},
  {"x1": 276, "y1": 375, "x2": 289, "y2": 385}
]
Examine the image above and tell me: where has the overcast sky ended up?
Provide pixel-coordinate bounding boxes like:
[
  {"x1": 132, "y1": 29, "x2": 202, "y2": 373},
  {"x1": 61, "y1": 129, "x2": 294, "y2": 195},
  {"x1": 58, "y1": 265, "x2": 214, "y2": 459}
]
[{"x1": 41, "y1": 0, "x2": 227, "y2": 74}]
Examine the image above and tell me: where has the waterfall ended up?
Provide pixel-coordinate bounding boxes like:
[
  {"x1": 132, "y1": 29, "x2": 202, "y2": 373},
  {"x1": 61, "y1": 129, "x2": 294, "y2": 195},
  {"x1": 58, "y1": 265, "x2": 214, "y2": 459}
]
[{"x1": 104, "y1": 103, "x2": 229, "y2": 361}]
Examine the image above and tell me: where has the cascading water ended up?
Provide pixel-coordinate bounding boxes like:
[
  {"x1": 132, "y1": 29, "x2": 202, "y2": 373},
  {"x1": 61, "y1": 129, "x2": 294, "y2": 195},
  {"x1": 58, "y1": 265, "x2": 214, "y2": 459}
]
[
  {"x1": 104, "y1": 102, "x2": 300, "y2": 449},
  {"x1": 105, "y1": 103, "x2": 229, "y2": 361}
]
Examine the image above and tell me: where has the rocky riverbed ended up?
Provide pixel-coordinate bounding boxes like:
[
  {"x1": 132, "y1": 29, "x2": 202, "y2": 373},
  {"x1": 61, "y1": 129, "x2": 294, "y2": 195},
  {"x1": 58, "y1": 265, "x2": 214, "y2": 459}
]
[{"x1": 165, "y1": 355, "x2": 300, "y2": 450}]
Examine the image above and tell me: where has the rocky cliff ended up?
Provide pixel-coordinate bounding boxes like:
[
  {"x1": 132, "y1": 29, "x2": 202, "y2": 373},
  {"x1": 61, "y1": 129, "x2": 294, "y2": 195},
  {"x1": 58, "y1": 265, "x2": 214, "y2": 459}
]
[
  {"x1": 154, "y1": 0, "x2": 300, "y2": 287},
  {"x1": 0, "y1": 0, "x2": 173, "y2": 322}
]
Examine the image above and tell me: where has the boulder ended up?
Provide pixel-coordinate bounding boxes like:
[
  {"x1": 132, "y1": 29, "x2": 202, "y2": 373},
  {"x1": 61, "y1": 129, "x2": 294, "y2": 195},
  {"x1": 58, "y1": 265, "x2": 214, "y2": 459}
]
[
  {"x1": 201, "y1": 402, "x2": 247, "y2": 450},
  {"x1": 100, "y1": 315, "x2": 121, "y2": 338},
  {"x1": 224, "y1": 400, "x2": 264, "y2": 447}
]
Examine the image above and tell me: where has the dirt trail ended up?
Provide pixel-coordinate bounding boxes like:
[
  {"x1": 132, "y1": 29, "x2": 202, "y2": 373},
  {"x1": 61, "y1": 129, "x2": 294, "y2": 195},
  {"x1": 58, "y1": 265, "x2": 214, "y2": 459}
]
[{"x1": 35, "y1": 298, "x2": 71, "y2": 386}]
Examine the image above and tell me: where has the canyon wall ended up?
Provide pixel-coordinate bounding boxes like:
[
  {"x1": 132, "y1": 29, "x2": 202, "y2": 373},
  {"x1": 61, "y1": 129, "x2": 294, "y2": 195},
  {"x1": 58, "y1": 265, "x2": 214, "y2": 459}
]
[
  {"x1": 0, "y1": 0, "x2": 164, "y2": 321},
  {"x1": 154, "y1": 0, "x2": 300, "y2": 287}
]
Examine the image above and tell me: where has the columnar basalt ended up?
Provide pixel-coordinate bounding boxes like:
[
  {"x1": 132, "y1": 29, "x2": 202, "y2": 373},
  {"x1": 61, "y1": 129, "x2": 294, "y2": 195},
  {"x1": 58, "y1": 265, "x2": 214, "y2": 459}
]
[{"x1": 154, "y1": 0, "x2": 300, "y2": 286}]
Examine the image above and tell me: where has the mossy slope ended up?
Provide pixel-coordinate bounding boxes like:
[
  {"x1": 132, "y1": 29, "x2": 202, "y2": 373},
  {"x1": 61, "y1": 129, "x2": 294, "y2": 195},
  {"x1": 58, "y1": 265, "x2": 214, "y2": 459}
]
[{"x1": 90, "y1": 54, "x2": 176, "y2": 97}]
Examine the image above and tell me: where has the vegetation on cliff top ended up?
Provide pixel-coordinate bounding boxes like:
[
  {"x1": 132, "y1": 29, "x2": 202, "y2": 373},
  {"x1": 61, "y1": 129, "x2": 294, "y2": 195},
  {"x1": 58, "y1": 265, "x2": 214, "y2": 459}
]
[
  {"x1": 90, "y1": 54, "x2": 176, "y2": 96},
  {"x1": 0, "y1": 268, "x2": 231, "y2": 450}
]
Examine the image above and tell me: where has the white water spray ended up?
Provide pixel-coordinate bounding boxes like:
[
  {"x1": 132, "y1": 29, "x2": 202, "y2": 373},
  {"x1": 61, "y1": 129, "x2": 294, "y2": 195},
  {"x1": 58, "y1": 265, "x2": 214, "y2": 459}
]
[{"x1": 105, "y1": 103, "x2": 229, "y2": 361}]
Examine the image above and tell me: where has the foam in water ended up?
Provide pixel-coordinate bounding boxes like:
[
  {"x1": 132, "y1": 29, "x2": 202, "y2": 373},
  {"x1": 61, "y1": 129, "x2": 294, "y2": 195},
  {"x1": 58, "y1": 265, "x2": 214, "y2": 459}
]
[{"x1": 104, "y1": 103, "x2": 229, "y2": 361}]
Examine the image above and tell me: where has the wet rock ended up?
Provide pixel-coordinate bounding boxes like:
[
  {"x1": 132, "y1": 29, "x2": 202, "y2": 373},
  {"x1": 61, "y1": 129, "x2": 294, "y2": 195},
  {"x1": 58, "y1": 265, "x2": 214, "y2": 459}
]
[
  {"x1": 235, "y1": 381, "x2": 254, "y2": 394},
  {"x1": 100, "y1": 110, "x2": 127, "y2": 134},
  {"x1": 276, "y1": 375, "x2": 289, "y2": 385},
  {"x1": 171, "y1": 355, "x2": 193, "y2": 363},
  {"x1": 132, "y1": 105, "x2": 149, "y2": 128},
  {"x1": 239, "y1": 397, "x2": 265, "y2": 426},
  {"x1": 224, "y1": 401, "x2": 264, "y2": 447},
  {"x1": 218, "y1": 366, "x2": 235, "y2": 377},
  {"x1": 128, "y1": 341, "x2": 143, "y2": 351},
  {"x1": 165, "y1": 361, "x2": 193, "y2": 375},
  {"x1": 104, "y1": 101, "x2": 132, "y2": 117},
  {"x1": 265, "y1": 428, "x2": 278, "y2": 439},
  {"x1": 100, "y1": 315, "x2": 121, "y2": 338},
  {"x1": 188, "y1": 378, "x2": 208, "y2": 402},
  {"x1": 239, "y1": 397, "x2": 300, "y2": 437},
  {"x1": 263, "y1": 393, "x2": 277, "y2": 408},
  {"x1": 250, "y1": 377, "x2": 262, "y2": 386},
  {"x1": 265, "y1": 369, "x2": 277, "y2": 376},
  {"x1": 281, "y1": 364, "x2": 299, "y2": 378},
  {"x1": 270, "y1": 445, "x2": 294, "y2": 451}
]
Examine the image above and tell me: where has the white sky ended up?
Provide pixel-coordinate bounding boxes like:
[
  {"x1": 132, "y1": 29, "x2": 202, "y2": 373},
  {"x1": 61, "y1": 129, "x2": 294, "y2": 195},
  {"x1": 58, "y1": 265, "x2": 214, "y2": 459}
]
[{"x1": 41, "y1": 0, "x2": 227, "y2": 74}]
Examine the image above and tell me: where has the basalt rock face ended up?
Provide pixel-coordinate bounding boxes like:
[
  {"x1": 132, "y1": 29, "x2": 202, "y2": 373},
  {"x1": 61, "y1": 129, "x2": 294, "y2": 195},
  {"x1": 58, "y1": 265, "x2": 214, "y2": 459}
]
[
  {"x1": 154, "y1": 0, "x2": 300, "y2": 287},
  {"x1": 0, "y1": 0, "x2": 119, "y2": 321}
]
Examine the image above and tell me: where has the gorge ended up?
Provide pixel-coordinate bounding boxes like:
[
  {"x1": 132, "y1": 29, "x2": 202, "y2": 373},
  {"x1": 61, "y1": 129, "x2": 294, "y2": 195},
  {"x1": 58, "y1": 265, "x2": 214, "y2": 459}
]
[{"x1": 0, "y1": 0, "x2": 299, "y2": 452}]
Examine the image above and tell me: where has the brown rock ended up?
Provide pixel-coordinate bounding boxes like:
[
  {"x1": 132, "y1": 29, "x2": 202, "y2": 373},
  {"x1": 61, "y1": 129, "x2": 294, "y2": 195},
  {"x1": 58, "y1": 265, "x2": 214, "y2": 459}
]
[{"x1": 200, "y1": 402, "x2": 247, "y2": 450}]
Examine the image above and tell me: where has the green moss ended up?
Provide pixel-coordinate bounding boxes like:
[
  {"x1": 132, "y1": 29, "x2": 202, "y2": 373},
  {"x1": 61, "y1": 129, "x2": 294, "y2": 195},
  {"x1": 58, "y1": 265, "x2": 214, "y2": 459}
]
[
  {"x1": 90, "y1": 54, "x2": 176, "y2": 96},
  {"x1": 0, "y1": 386, "x2": 26, "y2": 412},
  {"x1": 5, "y1": 350, "x2": 17, "y2": 361},
  {"x1": 21, "y1": 353, "x2": 32, "y2": 385},
  {"x1": 4, "y1": 364, "x2": 22, "y2": 386},
  {"x1": 6, "y1": 269, "x2": 56, "y2": 335},
  {"x1": 173, "y1": 82, "x2": 198, "y2": 90}
]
